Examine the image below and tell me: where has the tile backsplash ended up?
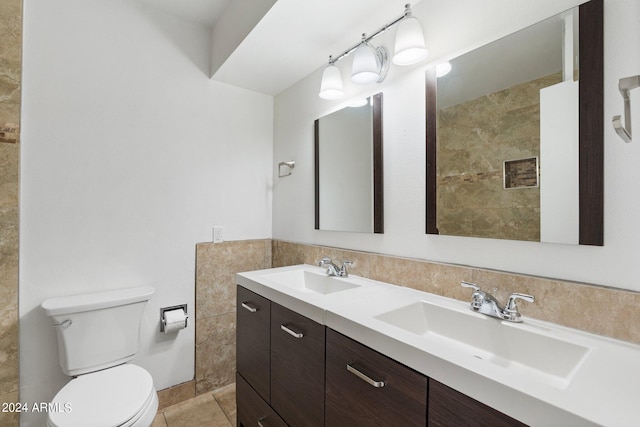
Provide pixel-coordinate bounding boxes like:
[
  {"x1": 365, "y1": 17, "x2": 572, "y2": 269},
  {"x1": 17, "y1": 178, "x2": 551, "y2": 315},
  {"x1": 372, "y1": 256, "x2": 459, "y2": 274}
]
[{"x1": 272, "y1": 239, "x2": 640, "y2": 345}]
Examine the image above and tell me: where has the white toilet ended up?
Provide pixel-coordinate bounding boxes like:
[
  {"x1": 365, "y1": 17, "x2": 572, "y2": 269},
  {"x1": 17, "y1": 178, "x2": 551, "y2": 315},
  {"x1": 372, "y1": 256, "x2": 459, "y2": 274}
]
[{"x1": 41, "y1": 286, "x2": 158, "y2": 427}]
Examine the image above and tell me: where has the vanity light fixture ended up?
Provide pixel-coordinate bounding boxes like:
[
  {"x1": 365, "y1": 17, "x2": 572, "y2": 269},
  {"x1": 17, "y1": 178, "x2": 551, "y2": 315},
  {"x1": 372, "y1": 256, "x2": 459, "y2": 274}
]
[{"x1": 318, "y1": 3, "x2": 427, "y2": 99}]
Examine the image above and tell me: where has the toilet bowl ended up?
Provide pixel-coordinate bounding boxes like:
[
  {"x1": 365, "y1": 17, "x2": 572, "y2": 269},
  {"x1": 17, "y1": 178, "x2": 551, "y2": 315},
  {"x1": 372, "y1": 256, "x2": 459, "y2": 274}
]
[
  {"x1": 46, "y1": 365, "x2": 158, "y2": 427},
  {"x1": 41, "y1": 286, "x2": 157, "y2": 427}
]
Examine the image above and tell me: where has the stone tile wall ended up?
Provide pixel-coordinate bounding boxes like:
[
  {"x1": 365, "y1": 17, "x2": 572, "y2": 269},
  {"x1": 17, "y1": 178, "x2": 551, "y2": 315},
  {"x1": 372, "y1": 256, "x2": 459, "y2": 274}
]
[
  {"x1": 0, "y1": 0, "x2": 21, "y2": 425},
  {"x1": 272, "y1": 240, "x2": 640, "y2": 345},
  {"x1": 436, "y1": 73, "x2": 562, "y2": 241},
  {"x1": 194, "y1": 240, "x2": 271, "y2": 395}
]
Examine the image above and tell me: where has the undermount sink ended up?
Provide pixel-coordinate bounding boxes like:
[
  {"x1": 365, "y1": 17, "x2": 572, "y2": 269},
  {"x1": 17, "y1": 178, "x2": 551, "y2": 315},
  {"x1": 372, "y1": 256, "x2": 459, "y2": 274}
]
[
  {"x1": 374, "y1": 301, "x2": 590, "y2": 387},
  {"x1": 262, "y1": 269, "x2": 361, "y2": 295}
]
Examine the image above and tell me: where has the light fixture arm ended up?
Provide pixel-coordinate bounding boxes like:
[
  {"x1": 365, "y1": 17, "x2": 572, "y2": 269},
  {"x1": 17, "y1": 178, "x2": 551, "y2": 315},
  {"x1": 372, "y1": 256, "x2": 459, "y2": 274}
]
[{"x1": 328, "y1": 3, "x2": 413, "y2": 65}]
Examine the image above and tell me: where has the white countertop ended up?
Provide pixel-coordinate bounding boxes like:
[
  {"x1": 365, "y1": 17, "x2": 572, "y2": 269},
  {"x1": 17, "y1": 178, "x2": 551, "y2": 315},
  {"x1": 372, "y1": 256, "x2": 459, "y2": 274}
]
[{"x1": 236, "y1": 264, "x2": 640, "y2": 427}]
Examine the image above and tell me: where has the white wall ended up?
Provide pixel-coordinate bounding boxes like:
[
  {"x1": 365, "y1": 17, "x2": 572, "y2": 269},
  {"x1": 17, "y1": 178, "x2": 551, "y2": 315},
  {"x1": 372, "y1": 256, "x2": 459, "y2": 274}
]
[
  {"x1": 273, "y1": 0, "x2": 640, "y2": 292},
  {"x1": 19, "y1": 0, "x2": 272, "y2": 425}
]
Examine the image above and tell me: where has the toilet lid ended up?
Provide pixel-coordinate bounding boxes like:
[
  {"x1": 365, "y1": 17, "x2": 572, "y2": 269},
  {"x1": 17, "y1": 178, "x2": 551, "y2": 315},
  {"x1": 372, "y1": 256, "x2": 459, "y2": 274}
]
[{"x1": 48, "y1": 364, "x2": 155, "y2": 427}]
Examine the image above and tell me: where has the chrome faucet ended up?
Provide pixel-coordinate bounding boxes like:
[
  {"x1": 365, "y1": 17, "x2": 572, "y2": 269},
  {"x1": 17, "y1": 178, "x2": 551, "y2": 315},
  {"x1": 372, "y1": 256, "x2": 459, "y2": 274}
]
[
  {"x1": 319, "y1": 257, "x2": 352, "y2": 277},
  {"x1": 461, "y1": 281, "x2": 534, "y2": 323}
]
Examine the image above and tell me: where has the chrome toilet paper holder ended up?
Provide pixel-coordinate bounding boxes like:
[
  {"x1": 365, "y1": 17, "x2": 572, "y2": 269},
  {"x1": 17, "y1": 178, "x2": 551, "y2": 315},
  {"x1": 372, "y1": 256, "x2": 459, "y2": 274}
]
[{"x1": 160, "y1": 304, "x2": 188, "y2": 332}]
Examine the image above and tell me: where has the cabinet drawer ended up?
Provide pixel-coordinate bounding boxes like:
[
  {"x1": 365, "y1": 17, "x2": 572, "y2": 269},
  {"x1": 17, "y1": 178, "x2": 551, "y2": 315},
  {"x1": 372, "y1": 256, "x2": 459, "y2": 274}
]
[
  {"x1": 326, "y1": 328, "x2": 428, "y2": 427},
  {"x1": 271, "y1": 303, "x2": 325, "y2": 427},
  {"x1": 428, "y1": 379, "x2": 527, "y2": 427},
  {"x1": 236, "y1": 286, "x2": 271, "y2": 402},
  {"x1": 237, "y1": 373, "x2": 288, "y2": 427}
]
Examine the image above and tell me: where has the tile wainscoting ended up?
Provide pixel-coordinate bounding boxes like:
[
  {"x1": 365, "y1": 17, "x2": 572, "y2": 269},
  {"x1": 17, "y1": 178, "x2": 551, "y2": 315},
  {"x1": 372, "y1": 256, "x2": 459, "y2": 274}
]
[
  {"x1": 176, "y1": 238, "x2": 639, "y2": 408},
  {"x1": 272, "y1": 240, "x2": 640, "y2": 345},
  {"x1": 194, "y1": 240, "x2": 271, "y2": 395}
]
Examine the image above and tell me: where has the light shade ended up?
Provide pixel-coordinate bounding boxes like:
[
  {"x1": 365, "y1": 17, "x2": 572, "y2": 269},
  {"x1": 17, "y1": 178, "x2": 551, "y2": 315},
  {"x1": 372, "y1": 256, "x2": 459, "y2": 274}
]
[
  {"x1": 393, "y1": 16, "x2": 428, "y2": 66},
  {"x1": 319, "y1": 64, "x2": 344, "y2": 99},
  {"x1": 351, "y1": 43, "x2": 383, "y2": 84}
]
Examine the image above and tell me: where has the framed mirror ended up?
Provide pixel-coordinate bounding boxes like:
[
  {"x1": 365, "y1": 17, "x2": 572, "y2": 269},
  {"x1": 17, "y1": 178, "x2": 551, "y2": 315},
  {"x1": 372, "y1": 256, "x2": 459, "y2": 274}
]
[
  {"x1": 315, "y1": 93, "x2": 383, "y2": 233},
  {"x1": 426, "y1": 0, "x2": 602, "y2": 245}
]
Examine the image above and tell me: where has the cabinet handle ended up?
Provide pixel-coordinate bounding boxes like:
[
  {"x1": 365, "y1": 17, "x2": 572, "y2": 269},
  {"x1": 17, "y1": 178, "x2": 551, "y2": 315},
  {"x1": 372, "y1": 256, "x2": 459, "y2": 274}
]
[
  {"x1": 280, "y1": 324, "x2": 304, "y2": 338},
  {"x1": 241, "y1": 302, "x2": 258, "y2": 313},
  {"x1": 346, "y1": 363, "x2": 385, "y2": 388},
  {"x1": 257, "y1": 417, "x2": 266, "y2": 427}
]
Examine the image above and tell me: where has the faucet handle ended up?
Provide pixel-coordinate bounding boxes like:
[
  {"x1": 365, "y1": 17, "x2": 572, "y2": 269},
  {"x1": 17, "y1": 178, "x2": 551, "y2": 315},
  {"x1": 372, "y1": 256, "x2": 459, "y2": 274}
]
[
  {"x1": 461, "y1": 281, "x2": 485, "y2": 310},
  {"x1": 503, "y1": 293, "x2": 535, "y2": 322},
  {"x1": 340, "y1": 260, "x2": 352, "y2": 277},
  {"x1": 461, "y1": 281, "x2": 481, "y2": 292},
  {"x1": 319, "y1": 257, "x2": 332, "y2": 267}
]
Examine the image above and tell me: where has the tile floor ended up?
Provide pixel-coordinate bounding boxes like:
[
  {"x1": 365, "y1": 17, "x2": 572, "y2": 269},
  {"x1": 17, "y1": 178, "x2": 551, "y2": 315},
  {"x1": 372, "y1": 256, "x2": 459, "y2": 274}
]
[{"x1": 152, "y1": 383, "x2": 236, "y2": 427}]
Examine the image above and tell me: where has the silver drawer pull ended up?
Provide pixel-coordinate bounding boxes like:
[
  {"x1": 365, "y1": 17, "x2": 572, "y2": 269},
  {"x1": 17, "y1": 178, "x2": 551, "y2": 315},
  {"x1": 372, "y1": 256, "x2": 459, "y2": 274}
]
[
  {"x1": 346, "y1": 363, "x2": 385, "y2": 388},
  {"x1": 257, "y1": 417, "x2": 266, "y2": 427},
  {"x1": 280, "y1": 324, "x2": 304, "y2": 338},
  {"x1": 241, "y1": 302, "x2": 258, "y2": 313}
]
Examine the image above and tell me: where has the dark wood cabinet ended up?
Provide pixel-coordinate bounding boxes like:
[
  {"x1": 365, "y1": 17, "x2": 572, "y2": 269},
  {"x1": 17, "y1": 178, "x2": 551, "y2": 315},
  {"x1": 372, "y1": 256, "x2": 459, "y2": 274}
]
[
  {"x1": 428, "y1": 379, "x2": 527, "y2": 427},
  {"x1": 236, "y1": 373, "x2": 287, "y2": 427},
  {"x1": 236, "y1": 286, "x2": 271, "y2": 402},
  {"x1": 237, "y1": 284, "x2": 529, "y2": 427},
  {"x1": 325, "y1": 328, "x2": 428, "y2": 427},
  {"x1": 270, "y1": 302, "x2": 325, "y2": 427}
]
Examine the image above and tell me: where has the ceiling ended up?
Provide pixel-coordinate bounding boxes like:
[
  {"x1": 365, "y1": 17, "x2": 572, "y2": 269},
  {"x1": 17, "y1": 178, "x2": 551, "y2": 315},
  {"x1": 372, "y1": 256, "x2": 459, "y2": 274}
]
[
  {"x1": 138, "y1": 0, "x2": 422, "y2": 95},
  {"x1": 138, "y1": 0, "x2": 232, "y2": 27}
]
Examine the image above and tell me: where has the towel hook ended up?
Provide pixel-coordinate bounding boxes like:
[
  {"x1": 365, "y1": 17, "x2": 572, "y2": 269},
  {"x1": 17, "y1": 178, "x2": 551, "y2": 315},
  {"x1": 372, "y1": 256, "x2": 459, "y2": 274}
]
[
  {"x1": 613, "y1": 75, "x2": 640, "y2": 143},
  {"x1": 278, "y1": 161, "x2": 295, "y2": 178}
]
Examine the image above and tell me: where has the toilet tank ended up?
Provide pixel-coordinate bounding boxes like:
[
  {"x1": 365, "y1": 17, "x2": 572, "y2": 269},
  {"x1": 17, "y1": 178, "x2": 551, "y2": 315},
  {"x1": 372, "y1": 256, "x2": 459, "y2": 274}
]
[{"x1": 41, "y1": 286, "x2": 155, "y2": 376}]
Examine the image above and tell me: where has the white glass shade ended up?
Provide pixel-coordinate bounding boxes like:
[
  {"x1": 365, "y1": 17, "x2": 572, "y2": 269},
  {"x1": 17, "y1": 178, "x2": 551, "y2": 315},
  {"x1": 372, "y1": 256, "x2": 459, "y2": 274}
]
[
  {"x1": 393, "y1": 16, "x2": 428, "y2": 66},
  {"x1": 319, "y1": 64, "x2": 344, "y2": 99},
  {"x1": 351, "y1": 43, "x2": 381, "y2": 84}
]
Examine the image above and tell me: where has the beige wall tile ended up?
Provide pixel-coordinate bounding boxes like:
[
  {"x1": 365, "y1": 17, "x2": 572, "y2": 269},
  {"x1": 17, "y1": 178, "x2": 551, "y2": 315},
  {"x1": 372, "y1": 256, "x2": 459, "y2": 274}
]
[
  {"x1": 195, "y1": 240, "x2": 271, "y2": 397},
  {"x1": 0, "y1": 0, "x2": 21, "y2": 423},
  {"x1": 0, "y1": 391, "x2": 19, "y2": 427},
  {"x1": 196, "y1": 240, "x2": 270, "y2": 319},
  {"x1": 273, "y1": 240, "x2": 640, "y2": 345},
  {"x1": 195, "y1": 313, "x2": 237, "y2": 395},
  {"x1": 157, "y1": 380, "x2": 195, "y2": 410}
]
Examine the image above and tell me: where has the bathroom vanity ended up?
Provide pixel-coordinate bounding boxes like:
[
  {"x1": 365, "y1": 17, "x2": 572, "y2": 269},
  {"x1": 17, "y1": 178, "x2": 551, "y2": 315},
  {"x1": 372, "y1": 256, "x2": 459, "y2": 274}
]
[{"x1": 235, "y1": 264, "x2": 640, "y2": 426}]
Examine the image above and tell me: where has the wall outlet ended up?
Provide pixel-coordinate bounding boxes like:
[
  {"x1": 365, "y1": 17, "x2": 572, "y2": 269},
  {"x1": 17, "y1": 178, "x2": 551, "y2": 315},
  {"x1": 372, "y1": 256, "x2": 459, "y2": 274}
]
[{"x1": 213, "y1": 226, "x2": 224, "y2": 243}]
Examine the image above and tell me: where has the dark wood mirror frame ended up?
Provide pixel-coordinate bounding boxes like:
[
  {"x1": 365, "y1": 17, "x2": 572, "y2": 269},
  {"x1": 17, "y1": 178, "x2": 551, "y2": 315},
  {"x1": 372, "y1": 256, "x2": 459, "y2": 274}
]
[
  {"x1": 426, "y1": 0, "x2": 603, "y2": 245},
  {"x1": 315, "y1": 92, "x2": 384, "y2": 233}
]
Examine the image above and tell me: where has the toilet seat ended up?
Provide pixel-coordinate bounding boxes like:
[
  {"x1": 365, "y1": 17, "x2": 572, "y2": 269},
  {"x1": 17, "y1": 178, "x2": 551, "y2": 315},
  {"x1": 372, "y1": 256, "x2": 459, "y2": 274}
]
[{"x1": 47, "y1": 364, "x2": 157, "y2": 427}]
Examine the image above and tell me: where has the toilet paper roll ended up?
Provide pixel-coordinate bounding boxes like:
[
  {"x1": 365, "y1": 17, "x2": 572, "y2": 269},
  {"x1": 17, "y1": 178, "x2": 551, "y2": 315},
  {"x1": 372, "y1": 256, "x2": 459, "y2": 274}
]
[{"x1": 163, "y1": 308, "x2": 188, "y2": 333}]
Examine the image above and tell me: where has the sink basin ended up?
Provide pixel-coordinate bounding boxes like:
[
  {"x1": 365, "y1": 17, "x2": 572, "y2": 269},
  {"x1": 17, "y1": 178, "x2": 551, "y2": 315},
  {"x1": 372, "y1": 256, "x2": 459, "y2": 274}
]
[
  {"x1": 374, "y1": 301, "x2": 590, "y2": 387},
  {"x1": 262, "y1": 269, "x2": 361, "y2": 295}
]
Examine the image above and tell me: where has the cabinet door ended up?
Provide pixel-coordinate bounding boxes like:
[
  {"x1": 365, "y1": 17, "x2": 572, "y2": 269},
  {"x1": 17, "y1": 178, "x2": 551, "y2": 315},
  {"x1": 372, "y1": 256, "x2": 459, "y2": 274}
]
[
  {"x1": 428, "y1": 379, "x2": 528, "y2": 427},
  {"x1": 237, "y1": 373, "x2": 288, "y2": 427},
  {"x1": 270, "y1": 303, "x2": 325, "y2": 427},
  {"x1": 325, "y1": 328, "x2": 428, "y2": 427},
  {"x1": 236, "y1": 286, "x2": 271, "y2": 402}
]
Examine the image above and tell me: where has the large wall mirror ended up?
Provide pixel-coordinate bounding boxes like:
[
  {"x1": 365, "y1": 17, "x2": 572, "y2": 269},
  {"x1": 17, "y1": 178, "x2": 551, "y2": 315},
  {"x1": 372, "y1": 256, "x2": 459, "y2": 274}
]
[
  {"x1": 426, "y1": 0, "x2": 602, "y2": 245},
  {"x1": 315, "y1": 93, "x2": 383, "y2": 233}
]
